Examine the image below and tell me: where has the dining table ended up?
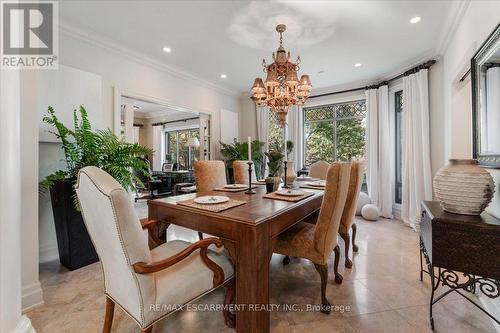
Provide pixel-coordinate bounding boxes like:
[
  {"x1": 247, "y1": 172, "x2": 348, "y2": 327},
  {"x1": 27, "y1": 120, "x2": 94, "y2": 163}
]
[{"x1": 148, "y1": 185, "x2": 324, "y2": 333}]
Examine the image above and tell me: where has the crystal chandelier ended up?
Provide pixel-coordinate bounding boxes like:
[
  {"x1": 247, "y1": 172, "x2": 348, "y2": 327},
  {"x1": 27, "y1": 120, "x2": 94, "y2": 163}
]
[{"x1": 251, "y1": 24, "x2": 312, "y2": 125}]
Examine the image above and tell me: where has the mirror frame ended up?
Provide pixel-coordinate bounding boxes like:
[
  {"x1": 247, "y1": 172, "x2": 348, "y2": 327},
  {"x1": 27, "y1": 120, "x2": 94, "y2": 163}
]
[{"x1": 472, "y1": 23, "x2": 500, "y2": 168}]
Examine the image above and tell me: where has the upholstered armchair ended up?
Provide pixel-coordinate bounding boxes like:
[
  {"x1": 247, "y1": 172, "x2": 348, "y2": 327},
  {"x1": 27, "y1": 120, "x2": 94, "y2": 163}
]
[
  {"x1": 75, "y1": 166, "x2": 235, "y2": 332},
  {"x1": 194, "y1": 160, "x2": 227, "y2": 192},
  {"x1": 274, "y1": 162, "x2": 351, "y2": 314},
  {"x1": 338, "y1": 161, "x2": 364, "y2": 268},
  {"x1": 233, "y1": 160, "x2": 256, "y2": 184},
  {"x1": 309, "y1": 160, "x2": 330, "y2": 180}
]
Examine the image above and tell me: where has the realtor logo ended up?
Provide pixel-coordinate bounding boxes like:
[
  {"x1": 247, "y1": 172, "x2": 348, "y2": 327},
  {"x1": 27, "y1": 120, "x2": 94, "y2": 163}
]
[{"x1": 1, "y1": 1, "x2": 58, "y2": 69}]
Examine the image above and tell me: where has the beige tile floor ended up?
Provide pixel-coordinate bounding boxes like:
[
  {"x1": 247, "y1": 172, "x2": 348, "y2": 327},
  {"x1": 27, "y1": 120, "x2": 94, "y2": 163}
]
[{"x1": 27, "y1": 202, "x2": 498, "y2": 333}]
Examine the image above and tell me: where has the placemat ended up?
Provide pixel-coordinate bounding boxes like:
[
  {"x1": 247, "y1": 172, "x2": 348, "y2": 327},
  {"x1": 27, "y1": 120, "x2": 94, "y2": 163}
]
[
  {"x1": 177, "y1": 198, "x2": 246, "y2": 212},
  {"x1": 214, "y1": 185, "x2": 257, "y2": 192},
  {"x1": 263, "y1": 191, "x2": 315, "y2": 202}
]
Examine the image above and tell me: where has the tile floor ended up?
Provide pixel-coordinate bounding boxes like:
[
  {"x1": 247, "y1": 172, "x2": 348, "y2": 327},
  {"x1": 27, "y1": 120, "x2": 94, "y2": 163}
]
[{"x1": 27, "y1": 202, "x2": 498, "y2": 332}]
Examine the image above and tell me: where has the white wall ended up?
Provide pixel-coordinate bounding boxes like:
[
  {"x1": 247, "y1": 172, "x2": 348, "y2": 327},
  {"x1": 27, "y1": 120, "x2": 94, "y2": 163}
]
[
  {"x1": 442, "y1": 1, "x2": 500, "y2": 160},
  {"x1": 31, "y1": 25, "x2": 240, "y2": 311}
]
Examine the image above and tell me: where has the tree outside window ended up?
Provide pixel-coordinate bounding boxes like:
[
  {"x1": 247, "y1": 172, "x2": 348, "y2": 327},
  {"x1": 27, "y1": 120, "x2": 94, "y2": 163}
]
[
  {"x1": 165, "y1": 128, "x2": 200, "y2": 170},
  {"x1": 303, "y1": 100, "x2": 366, "y2": 165}
]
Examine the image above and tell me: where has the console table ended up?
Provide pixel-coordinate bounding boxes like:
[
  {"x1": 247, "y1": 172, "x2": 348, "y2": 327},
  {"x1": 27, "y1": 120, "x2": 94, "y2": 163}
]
[{"x1": 420, "y1": 201, "x2": 500, "y2": 329}]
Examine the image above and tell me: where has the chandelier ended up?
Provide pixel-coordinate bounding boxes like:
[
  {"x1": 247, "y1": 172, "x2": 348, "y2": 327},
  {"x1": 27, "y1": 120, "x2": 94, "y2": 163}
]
[{"x1": 251, "y1": 24, "x2": 312, "y2": 125}]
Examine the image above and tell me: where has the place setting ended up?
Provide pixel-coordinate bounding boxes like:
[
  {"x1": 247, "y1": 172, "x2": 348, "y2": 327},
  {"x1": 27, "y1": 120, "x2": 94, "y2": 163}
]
[
  {"x1": 177, "y1": 195, "x2": 246, "y2": 212},
  {"x1": 299, "y1": 179, "x2": 326, "y2": 190},
  {"x1": 263, "y1": 188, "x2": 315, "y2": 202},
  {"x1": 214, "y1": 183, "x2": 258, "y2": 192}
]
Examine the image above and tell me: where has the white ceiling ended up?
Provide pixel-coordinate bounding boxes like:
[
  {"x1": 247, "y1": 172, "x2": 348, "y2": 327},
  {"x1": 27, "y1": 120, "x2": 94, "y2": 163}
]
[{"x1": 60, "y1": 0, "x2": 459, "y2": 94}]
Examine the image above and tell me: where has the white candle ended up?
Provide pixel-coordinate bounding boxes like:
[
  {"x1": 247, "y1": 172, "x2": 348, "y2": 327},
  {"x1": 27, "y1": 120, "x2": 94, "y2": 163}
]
[{"x1": 248, "y1": 136, "x2": 252, "y2": 161}]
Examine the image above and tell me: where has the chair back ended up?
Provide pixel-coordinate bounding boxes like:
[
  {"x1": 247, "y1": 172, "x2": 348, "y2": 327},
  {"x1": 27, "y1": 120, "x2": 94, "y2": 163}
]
[
  {"x1": 75, "y1": 166, "x2": 154, "y2": 324},
  {"x1": 233, "y1": 160, "x2": 256, "y2": 184},
  {"x1": 194, "y1": 160, "x2": 227, "y2": 192},
  {"x1": 340, "y1": 161, "x2": 365, "y2": 233},
  {"x1": 313, "y1": 162, "x2": 351, "y2": 263},
  {"x1": 309, "y1": 161, "x2": 330, "y2": 180}
]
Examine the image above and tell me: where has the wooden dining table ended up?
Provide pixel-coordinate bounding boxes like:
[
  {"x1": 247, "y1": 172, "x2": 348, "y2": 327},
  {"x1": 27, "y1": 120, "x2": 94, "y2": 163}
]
[{"x1": 148, "y1": 185, "x2": 324, "y2": 333}]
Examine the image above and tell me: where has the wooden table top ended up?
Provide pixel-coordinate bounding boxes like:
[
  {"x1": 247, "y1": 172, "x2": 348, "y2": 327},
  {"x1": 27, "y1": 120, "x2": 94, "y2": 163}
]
[{"x1": 149, "y1": 186, "x2": 324, "y2": 226}]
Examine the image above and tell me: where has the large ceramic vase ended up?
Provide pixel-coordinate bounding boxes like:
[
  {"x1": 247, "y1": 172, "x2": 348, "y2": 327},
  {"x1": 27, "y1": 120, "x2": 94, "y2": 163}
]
[{"x1": 433, "y1": 159, "x2": 495, "y2": 215}]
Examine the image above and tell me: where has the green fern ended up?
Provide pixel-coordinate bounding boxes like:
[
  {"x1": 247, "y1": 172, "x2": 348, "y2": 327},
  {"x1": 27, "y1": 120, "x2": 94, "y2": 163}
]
[{"x1": 40, "y1": 106, "x2": 153, "y2": 206}]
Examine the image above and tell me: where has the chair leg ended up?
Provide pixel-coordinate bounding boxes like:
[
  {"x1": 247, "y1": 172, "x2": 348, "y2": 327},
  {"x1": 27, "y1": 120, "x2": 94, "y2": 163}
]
[
  {"x1": 282, "y1": 255, "x2": 290, "y2": 265},
  {"x1": 103, "y1": 297, "x2": 115, "y2": 333},
  {"x1": 223, "y1": 279, "x2": 236, "y2": 328},
  {"x1": 333, "y1": 245, "x2": 343, "y2": 284},
  {"x1": 314, "y1": 264, "x2": 331, "y2": 314},
  {"x1": 198, "y1": 231, "x2": 203, "y2": 240},
  {"x1": 339, "y1": 232, "x2": 352, "y2": 268},
  {"x1": 352, "y1": 223, "x2": 359, "y2": 252}
]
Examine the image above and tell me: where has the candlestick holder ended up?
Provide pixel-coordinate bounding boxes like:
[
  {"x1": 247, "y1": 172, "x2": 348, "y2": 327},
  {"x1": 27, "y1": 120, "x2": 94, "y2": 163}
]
[
  {"x1": 283, "y1": 160, "x2": 291, "y2": 189},
  {"x1": 245, "y1": 161, "x2": 256, "y2": 194}
]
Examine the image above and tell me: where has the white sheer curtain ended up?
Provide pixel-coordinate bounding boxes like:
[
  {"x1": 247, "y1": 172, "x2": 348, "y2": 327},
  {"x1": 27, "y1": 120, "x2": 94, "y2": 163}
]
[
  {"x1": 365, "y1": 85, "x2": 393, "y2": 218},
  {"x1": 401, "y1": 69, "x2": 432, "y2": 229},
  {"x1": 256, "y1": 106, "x2": 269, "y2": 152},
  {"x1": 152, "y1": 125, "x2": 164, "y2": 171},
  {"x1": 286, "y1": 105, "x2": 304, "y2": 170}
]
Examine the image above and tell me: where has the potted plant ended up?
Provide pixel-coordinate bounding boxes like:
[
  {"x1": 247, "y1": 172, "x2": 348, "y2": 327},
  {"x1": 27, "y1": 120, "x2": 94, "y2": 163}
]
[
  {"x1": 40, "y1": 106, "x2": 152, "y2": 270},
  {"x1": 264, "y1": 150, "x2": 284, "y2": 192},
  {"x1": 220, "y1": 139, "x2": 265, "y2": 182}
]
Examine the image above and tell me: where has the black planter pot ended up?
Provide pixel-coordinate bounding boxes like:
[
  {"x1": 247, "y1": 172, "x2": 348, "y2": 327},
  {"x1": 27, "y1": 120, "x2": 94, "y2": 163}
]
[{"x1": 49, "y1": 179, "x2": 98, "y2": 270}]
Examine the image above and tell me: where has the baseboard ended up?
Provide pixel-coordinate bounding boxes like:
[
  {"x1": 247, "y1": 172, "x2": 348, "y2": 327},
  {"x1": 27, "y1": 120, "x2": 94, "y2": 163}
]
[
  {"x1": 22, "y1": 281, "x2": 44, "y2": 312},
  {"x1": 39, "y1": 243, "x2": 58, "y2": 263},
  {"x1": 479, "y1": 295, "x2": 500, "y2": 332},
  {"x1": 11, "y1": 315, "x2": 36, "y2": 333}
]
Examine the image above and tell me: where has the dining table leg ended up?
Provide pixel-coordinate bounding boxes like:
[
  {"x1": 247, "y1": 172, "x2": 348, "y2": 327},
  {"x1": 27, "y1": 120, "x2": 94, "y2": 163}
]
[{"x1": 233, "y1": 223, "x2": 271, "y2": 333}]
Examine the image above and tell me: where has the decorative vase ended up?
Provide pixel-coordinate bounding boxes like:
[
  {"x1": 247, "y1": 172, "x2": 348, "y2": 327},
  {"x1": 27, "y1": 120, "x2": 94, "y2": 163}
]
[
  {"x1": 265, "y1": 176, "x2": 281, "y2": 193},
  {"x1": 433, "y1": 159, "x2": 495, "y2": 215}
]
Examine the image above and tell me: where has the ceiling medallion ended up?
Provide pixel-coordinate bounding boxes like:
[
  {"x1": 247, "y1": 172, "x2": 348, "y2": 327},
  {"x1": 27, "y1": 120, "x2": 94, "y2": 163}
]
[{"x1": 251, "y1": 24, "x2": 312, "y2": 125}]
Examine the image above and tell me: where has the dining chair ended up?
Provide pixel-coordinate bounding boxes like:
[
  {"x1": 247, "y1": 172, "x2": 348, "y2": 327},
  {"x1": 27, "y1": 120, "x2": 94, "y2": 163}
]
[
  {"x1": 274, "y1": 162, "x2": 351, "y2": 314},
  {"x1": 338, "y1": 161, "x2": 364, "y2": 268},
  {"x1": 233, "y1": 160, "x2": 256, "y2": 184},
  {"x1": 194, "y1": 160, "x2": 227, "y2": 192},
  {"x1": 75, "y1": 166, "x2": 235, "y2": 332},
  {"x1": 309, "y1": 160, "x2": 330, "y2": 180}
]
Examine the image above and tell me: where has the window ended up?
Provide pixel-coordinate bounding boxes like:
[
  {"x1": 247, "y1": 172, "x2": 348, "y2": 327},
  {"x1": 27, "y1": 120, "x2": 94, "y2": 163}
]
[
  {"x1": 268, "y1": 110, "x2": 284, "y2": 151},
  {"x1": 395, "y1": 90, "x2": 403, "y2": 204},
  {"x1": 303, "y1": 100, "x2": 366, "y2": 165},
  {"x1": 165, "y1": 128, "x2": 200, "y2": 170}
]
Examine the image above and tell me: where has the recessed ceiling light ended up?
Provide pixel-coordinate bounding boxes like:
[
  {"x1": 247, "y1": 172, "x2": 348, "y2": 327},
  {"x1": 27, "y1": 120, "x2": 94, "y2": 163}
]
[
  {"x1": 318, "y1": 70, "x2": 325, "y2": 76},
  {"x1": 162, "y1": 46, "x2": 172, "y2": 53},
  {"x1": 220, "y1": 74, "x2": 227, "y2": 79},
  {"x1": 410, "y1": 16, "x2": 421, "y2": 24},
  {"x1": 354, "y1": 63, "x2": 362, "y2": 67}
]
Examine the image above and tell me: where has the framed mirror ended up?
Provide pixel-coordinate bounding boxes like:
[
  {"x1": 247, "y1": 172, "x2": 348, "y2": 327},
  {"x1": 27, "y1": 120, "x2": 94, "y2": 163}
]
[{"x1": 472, "y1": 23, "x2": 500, "y2": 168}]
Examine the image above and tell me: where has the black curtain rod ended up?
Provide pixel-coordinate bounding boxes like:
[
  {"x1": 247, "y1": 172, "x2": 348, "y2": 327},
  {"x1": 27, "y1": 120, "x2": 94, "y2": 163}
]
[
  {"x1": 309, "y1": 59, "x2": 437, "y2": 99},
  {"x1": 152, "y1": 117, "x2": 199, "y2": 127}
]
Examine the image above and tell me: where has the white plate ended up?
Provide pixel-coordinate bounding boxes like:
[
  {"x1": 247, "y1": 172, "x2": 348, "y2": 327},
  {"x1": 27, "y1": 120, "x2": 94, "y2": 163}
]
[
  {"x1": 224, "y1": 184, "x2": 247, "y2": 189},
  {"x1": 306, "y1": 180, "x2": 326, "y2": 187},
  {"x1": 194, "y1": 196, "x2": 230, "y2": 205},
  {"x1": 295, "y1": 176, "x2": 313, "y2": 182},
  {"x1": 275, "y1": 189, "x2": 305, "y2": 197}
]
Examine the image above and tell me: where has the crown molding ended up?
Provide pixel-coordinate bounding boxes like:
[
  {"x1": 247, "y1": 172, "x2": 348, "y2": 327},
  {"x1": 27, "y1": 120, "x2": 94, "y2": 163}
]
[
  {"x1": 58, "y1": 21, "x2": 239, "y2": 98},
  {"x1": 435, "y1": 0, "x2": 471, "y2": 56}
]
